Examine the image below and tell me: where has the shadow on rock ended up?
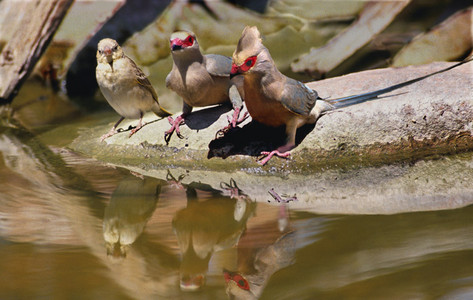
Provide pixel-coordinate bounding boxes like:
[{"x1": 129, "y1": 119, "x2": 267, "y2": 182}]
[
  {"x1": 185, "y1": 104, "x2": 232, "y2": 131},
  {"x1": 207, "y1": 121, "x2": 316, "y2": 159}
]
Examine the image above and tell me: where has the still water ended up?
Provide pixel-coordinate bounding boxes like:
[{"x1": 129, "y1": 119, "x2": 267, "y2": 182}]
[{"x1": 1, "y1": 89, "x2": 473, "y2": 299}]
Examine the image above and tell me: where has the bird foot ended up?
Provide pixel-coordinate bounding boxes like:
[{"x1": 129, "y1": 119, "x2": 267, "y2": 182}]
[
  {"x1": 268, "y1": 188, "x2": 298, "y2": 203},
  {"x1": 164, "y1": 115, "x2": 185, "y2": 144},
  {"x1": 215, "y1": 109, "x2": 249, "y2": 138},
  {"x1": 220, "y1": 178, "x2": 246, "y2": 200},
  {"x1": 100, "y1": 129, "x2": 118, "y2": 142},
  {"x1": 129, "y1": 122, "x2": 146, "y2": 137},
  {"x1": 229, "y1": 110, "x2": 249, "y2": 128},
  {"x1": 258, "y1": 150, "x2": 291, "y2": 165},
  {"x1": 166, "y1": 170, "x2": 186, "y2": 190}
]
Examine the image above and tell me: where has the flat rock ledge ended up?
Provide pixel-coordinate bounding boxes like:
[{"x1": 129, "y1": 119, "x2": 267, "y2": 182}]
[{"x1": 70, "y1": 62, "x2": 473, "y2": 214}]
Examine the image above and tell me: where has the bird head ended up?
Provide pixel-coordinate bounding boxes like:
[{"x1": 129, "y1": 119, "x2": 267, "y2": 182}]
[
  {"x1": 97, "y1": 38, "x2": 123, "y2": 64},
  {"x1": 169, "y1": 30, "x2": 199, "y2": 53},
  {"x1": 230, "y1": 26, "x2": 264, "y2": 79},
  {"x1": 224, "y1": 269, "x2": 257, "y2": 299}
]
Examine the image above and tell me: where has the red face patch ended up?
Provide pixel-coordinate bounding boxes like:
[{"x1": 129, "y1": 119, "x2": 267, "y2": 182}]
[
  {"x1": 239, "y1": 56, "x2": 257, "y2": 73},
  {"x1": 224, "y1": 271, "x2": 250, "y2": 290},
  {"x1": 170, "y1": 35, "x2": 195, "y2": 49},
  {"x1": 231, "y1": 56, "x2": 257, "y2": 76}
]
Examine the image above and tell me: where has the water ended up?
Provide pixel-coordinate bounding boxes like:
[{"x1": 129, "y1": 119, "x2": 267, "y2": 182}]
[{"x1": 1, "y1": 85, "x2": 473, "y2": 299}]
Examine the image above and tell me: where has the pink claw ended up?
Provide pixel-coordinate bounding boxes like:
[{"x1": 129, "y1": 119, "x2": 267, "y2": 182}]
[
  {"x1": 268, "y1": 188, "x2": 298, "y2": 203},
  {"x1": 229, "y1": 108, "x2": 249, "y2": 128},
  {"x1": 216, "y1": 109, "x2": 249, "y2": 138},
  {"x1": 100, "y1": 130, "x2": 117, "y2": 142},
  {"x1": 164, "y1": 115, "x2": 185, "y2": 144},
  {"x1": 258, "y1": 150, "x2": 291, "y2": 165},
  {"x1": 129, "y1": 121, "x2": 145, "y2": 137},
  {"x1": 129, "y1": 127, "x2": 140, "y2": 137}
]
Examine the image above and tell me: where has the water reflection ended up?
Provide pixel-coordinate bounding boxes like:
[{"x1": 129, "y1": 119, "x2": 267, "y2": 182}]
[
  {"x1": 263, "y1": 208, "x2": 473, "y2": 299},
  {"x1": 103, "y1": 175, "x2": 161, "y2": 260},
  {"x1": 224, "y1": 205, "x2": 296, "y2": 300},
  {"x1": 172, "y1": 180, "x2": 256, "y2": 291},
  {"x1": 0, "y1": 123, "x2": 473, "y2": 299},
  {"x1": 0, "y1": 125, "x2": 180, "y2": 298}
]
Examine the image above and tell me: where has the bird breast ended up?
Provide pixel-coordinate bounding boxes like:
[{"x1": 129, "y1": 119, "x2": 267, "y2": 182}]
[
  {"x1": 243, "y1": 76, "x2": 293, "y2": 127},
  {"x1": 96, "y1": 59, "x2": 154, "y2": 119},
  {"x1": 168, "y1": 63, "x2": 230, "y2": 107}
]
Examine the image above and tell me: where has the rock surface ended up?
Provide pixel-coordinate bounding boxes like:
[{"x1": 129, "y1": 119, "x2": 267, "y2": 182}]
[
  {"x1": 69, "y1": 61, "x2": 473, "y2": 214},
  {"x1": 71, "y1": 61, "x2": 473, "y2": 169}
]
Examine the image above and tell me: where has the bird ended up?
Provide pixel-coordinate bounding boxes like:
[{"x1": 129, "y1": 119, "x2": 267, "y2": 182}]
[
  {"x1": 96, "y1": 38, "x2": 171, "y2": 141},
  {"x1": 103, "y1": 175, "x2": 161, "y2": 260},
  {"x1": 224, "y1": 205, "x2": 295, "y2": 300},
  {"x1": 172, "y1": 182, "x2": 255, "y2": 291},
  {"x1": 230, "y1": 26, "x2": 473, "y2": 165},
  {"x1": 165, "y1": 30, "x2": 246, "y2": 144}
]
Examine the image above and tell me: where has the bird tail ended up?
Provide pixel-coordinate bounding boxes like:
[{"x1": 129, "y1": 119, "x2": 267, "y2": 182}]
[
  {"x1": 325, "y1": 58, "x2": 472, "y2": 110},
  {"x1": 152, "y1": 102, "x2": 172, "y2": 118}
]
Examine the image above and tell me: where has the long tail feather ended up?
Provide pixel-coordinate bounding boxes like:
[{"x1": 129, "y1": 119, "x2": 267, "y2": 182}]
[{"x1": 327, "y1": 58, "x2": 472, "y2": 110}]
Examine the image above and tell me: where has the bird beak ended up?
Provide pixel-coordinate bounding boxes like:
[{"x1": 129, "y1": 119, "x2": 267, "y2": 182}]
[
  {"x1": 103, "y1": 46, "x2": 112, "y2": 56},
  {"x1": 170, "y1": 38, "x2": 183, "y2": 51},
  {"x1": 223, "y1": 269, "x2": 232, "y2": 282},
  {"x1": 180, "y1": 274, "x2": 205, "y2": 291},
  {"x1": 230, "y1": 63, "x2": 239, "y2": 79}
]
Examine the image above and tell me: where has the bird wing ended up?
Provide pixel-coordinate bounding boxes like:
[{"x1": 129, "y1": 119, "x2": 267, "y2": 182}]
[
  {"x1": 127, "y1": 56, "x2": 171, "y2": 116},
  {"x1": 279, "y1": 78, "x2": 318, "y2": 116},
  {"x1": 204, "y1": 54, "x2": 232, "y2": 77},
  {"x1": 127, "y1": 56, "x2": 159, "y2": 102}
]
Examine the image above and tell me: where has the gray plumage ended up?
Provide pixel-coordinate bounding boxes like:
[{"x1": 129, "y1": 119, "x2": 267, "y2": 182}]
[{"x1": 164, "y1": 30, "x2": 245, "y2": 143}]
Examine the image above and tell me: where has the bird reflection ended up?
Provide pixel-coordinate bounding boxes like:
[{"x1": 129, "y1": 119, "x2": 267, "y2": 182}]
[
  {"x1": 224, "y1": 205, "x2": 296, "y2": 300},
  {"x1": 172, "y1": 180, "x2": 256, "y2": 291},
  {"x1": 103, "y1": 174, "x2": 161, "y2": 260}
]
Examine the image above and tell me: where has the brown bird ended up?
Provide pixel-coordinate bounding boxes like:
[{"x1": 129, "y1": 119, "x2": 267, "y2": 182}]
[
  {"x1": 96, "y1": 38, "x2": 171, "y2": 141},
  {"x1": 224, "y1": 205, "x2": 295, "y2": 300},
  {"x1": 230, "y1": 26, "x2": 473, "y2": 165},
  {"x1": 172, "y1": 183, "x2": 255, "y2": 291},
  {"x1": 165, "y1": 30, "x2": 246, "y2": 144},
  {"x1": 103, "y1": 175, "x2": 160, "y2": 260}
]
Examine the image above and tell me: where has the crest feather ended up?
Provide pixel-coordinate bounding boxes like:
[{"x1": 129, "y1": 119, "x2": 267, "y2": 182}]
[
  {"x1": 233, "y1": 26, "x2": 263, "y2": 65},
  {"x1": 236, "y1": 26, "x2": 261, "y2": 53}
]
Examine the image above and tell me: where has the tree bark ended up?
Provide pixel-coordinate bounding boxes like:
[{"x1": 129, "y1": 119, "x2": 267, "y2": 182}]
[{"x1": 0, "y1": 0, "x2": 74, "y2": 104}]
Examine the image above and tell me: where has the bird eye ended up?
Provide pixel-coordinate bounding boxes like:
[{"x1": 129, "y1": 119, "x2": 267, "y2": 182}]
[
  {"x1": 98, "y1": 50, "x2": 103, "y2": 54},
  {"x1": 239, "y1": 56, "x2": 257, "y2": 72},
  {"x1": 233, "y1": 274, "x2": 250, "y2": 290},
  {"x1": 112, "y1": 45, "x2": 118, "y2": 51},
  {"x1": 187, "y1": 36, "x2": 194, "y2": 44}
]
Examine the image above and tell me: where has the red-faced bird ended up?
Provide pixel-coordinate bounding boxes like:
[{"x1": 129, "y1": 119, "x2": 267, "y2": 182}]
[
  {"x1": 230, "y1": 26, "x2": 472, "y2": 165},
  {"x1": 165, "y1": 30, "x2": 246, "y2": 144}
]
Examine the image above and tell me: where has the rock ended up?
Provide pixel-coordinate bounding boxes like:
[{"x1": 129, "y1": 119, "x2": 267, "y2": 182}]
[
  {"x1": 71, "y1": 61, "x2": 473, "y2": 170},
  {"x1": 68, "y1": 61, "x2": 473, "y2": 214},
  {"x1": 392, "y1": 7, "x2": 472, "y2": 67},
  {"x1": 114, "y1": 153, "x2": 473, "y2": 215},
  {"x1": 291, "y1": 1, "x2": 410, "y2": 75}
]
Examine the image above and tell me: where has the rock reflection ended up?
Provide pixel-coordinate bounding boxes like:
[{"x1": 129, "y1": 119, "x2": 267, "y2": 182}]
[
  {"x1": 172, "y1": 180, "x2": 256, "y2": 291},
  {"x1": 262, "y1": 207, "x2": 473, "y2": 299},
  {"x1": 103, "y1": 175, "x2": 161, "y2": 260}
]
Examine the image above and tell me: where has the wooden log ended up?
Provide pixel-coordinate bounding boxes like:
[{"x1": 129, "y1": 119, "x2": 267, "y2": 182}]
[{"x1": 0, "y1": 0, "x2": 74, "y2": 104}]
